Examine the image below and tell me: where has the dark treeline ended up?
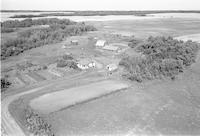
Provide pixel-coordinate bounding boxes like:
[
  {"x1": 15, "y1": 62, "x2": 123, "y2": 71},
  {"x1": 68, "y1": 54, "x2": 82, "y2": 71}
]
[
  {"x1": 120, "y1": 36, "x2": 200, "y2": 82},
  {"x1": 2, "y1": 10, "x2": 200, "y2": 13},
  {"x1": 1, "y1": 27, "x2": 15, "y2": 33},
  {"x1": 1, "y1": 18, "x2": 97, "y2": 60},
  {"x1": 8, "y1": 10, "x2": 200, "y2": 18},
  {"x1": 1, "y1": 18, "x2": 76, "y2": 28}
]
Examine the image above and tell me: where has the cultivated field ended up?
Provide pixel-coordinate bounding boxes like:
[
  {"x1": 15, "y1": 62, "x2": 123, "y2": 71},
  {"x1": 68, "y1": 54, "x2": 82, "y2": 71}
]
[{"x1": 30, "y1": 80, "x2": 129, "y2": 114}]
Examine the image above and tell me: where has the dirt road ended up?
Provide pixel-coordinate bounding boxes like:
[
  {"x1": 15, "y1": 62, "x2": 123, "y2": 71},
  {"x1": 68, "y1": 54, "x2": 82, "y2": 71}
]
[
  {"x1": 1, "y1": 70, "x2": 87, "y2": 136},
  {"x1": 2, "y1": 87, "x2": 45, "y2": 136}
]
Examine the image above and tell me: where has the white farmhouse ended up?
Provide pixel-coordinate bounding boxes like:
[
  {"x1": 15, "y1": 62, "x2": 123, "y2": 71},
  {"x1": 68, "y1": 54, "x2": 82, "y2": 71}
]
[
  {"x1": 95, "y1": 40, "x2": 106, "y2": 47},
  {"x1": 77, "y1": 59, "x2": 96, "y2": 70}
]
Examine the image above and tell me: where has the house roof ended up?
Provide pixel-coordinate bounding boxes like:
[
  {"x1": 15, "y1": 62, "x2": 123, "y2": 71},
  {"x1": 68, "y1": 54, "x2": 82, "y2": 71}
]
[
  {"x1": 78, "y1": 59, "x2": 93, "y2": 65},
  {"x1": 103, "y1": 45, "x2": 119, "y2": 51},
  {"x1": 95, "y1": 40, "x2": 106, "y2": 46}
]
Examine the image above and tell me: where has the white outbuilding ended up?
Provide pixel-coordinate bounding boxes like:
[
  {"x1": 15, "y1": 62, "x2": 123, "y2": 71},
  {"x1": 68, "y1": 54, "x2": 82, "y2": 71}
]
[
  {"x1": 70, "y1": 40, "x2": 78, "y2": 45},
  {"x1": 95, "y1": 40, "x2": 106, "y2": 47},
  {"x1": 106, "y1": 64, "x2": 118, "y2": 71}
]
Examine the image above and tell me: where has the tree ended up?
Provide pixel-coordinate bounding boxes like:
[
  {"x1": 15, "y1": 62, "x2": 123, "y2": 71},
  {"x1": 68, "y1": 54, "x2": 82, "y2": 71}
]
[
  {"x1": 1, "y1": 78, "x2": 11, "y2": 92},
  {"x1": 120, "y1": 36, "x2": 200, "y2": 82}
]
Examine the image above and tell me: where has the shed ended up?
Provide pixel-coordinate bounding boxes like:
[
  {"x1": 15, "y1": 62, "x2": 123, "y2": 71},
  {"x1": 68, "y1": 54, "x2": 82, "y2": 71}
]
[
  {"x1": 95, "y1": 40, "x2": 106, "y2": 47},
  {"x1": 106, "y1": 64, "x2": 118, "y2": 71},
  {"x1": 71, "y1": 40, "x2": 78, "y2": 45}
]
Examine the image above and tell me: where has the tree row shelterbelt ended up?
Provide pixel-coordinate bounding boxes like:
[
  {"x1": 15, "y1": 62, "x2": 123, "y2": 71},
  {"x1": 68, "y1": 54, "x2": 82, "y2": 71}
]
[
  {"x1": 1, "y1": 18, "x2": 97, "y2": 60},
  {"x1": 120, "y1": 36, "x2": 200, "y2": 82}
]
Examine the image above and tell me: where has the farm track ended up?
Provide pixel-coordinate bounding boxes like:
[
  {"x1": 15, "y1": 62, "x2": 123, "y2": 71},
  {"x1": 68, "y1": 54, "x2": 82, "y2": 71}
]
[{"x1": 2, "y1": 70, "x2": 102, "y2": 136}]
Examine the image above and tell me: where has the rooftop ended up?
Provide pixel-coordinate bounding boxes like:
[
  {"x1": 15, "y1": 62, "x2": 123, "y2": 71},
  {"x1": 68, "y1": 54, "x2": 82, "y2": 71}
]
[
  {"x1": 95, "y1": 40, "x2": 106, "y2": 46},
  {"x1": 78, "y1": 58, "x2": 93, "y2": 65}
]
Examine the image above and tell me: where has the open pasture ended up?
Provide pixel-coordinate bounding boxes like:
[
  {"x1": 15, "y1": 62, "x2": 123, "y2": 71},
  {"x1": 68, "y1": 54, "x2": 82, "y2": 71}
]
[{"x1": 91, "y1": 18, "x2": 200, "y2": 38}]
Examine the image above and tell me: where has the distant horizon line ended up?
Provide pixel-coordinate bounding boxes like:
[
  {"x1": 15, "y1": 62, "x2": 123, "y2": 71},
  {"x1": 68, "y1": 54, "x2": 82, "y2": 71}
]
[{"x1": 1, "y1": 10, "x2": 200, "y2": 12}]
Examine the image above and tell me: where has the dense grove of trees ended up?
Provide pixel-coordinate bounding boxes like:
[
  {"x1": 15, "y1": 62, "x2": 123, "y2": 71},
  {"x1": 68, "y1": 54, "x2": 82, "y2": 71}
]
[
  {"x1": 1, "y1": 18, "x2": 76, "y2": 28},
  {"x1": 1, "y1": 77, "x2": 11, "y2": 92},
  {"x1": 1, "y1": 18, "x2": 97, "y2": 60},
  {"x1": 119, "y1": 36, "x2": 200, "y2": 82},
  {"x1": 25, "y1": 108, "x2": 54, "y2": 136}
]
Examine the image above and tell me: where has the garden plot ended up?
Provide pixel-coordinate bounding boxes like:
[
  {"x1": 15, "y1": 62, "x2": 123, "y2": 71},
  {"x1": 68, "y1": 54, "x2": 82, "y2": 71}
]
[
  {"x1": 24, "y1": 74, "x2": 37, "y2": 83},
  {"x1": 10, "y1": 77, "x2": 25, "y2": 87},
  {"x1": 16, "y1": 74, "x2": 28, "y2": 84},
  {"x1": 19, "y1": 74, "x2": 35, "y2": 84},
  {"x1": 30, "y1": 80, "x2": 129, "y2": 114},
  {"x1": 27, "y1": 72, "x2": 46, "y2": 82},
  {"x1": 37, "y1": 70, "x2": 58, "y2": 80}
]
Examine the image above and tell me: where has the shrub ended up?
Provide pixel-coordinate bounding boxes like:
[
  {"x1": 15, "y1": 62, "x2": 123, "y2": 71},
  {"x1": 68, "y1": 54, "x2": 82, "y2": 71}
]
[
  {"x1": 62, "y1": 54, "x2": 74, "y2": 60},
  {"x1": 66, "y1": 61, "x2": 78, "y2": 69},
  {"x1": 56, "y1": 59, "x2": 79, "y2": 69},
  {"x1": 1, "y1": 78, "x2": 11, "y2": 92},
  {"x1": 42, "y1": 65, "x2": 48, "y2": 70},
  {"x1": 25, "y1": 108, "x2": 54, "y2": 136},
  {"x1": 56, "y1": 59, "x2": 68, "y2": 67}
]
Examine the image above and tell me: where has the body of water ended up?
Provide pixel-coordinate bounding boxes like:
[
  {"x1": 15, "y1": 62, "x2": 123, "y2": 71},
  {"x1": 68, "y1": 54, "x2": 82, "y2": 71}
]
[{"x1": 1, "y1": 12, "x2": 200, "y2": 22}]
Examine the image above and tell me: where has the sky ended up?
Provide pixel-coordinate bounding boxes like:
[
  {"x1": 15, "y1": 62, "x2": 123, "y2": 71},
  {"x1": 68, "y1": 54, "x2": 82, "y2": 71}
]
[{"x1": 1, "y1": 0, "x2": 200, "y2": 11}]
